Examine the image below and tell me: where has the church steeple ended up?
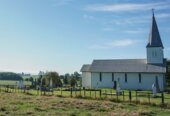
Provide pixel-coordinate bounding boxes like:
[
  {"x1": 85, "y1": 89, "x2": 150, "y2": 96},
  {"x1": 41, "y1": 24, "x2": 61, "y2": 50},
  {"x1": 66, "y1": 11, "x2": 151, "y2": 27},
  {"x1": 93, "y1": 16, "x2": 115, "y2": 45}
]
[
  {"x1": 146, "y1": 9, "x2": 164, "y2": 64},
  {"x1": 147, "y1": 9, "x2": 164, "y2": 48}
]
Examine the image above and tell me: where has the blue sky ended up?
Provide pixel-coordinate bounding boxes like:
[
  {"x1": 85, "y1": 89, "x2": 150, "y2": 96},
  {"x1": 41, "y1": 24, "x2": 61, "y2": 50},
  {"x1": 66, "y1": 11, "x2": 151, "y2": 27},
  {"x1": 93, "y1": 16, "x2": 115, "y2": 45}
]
[{"x1": 0, "y1": 0, "x2": 170, "y2": 74}]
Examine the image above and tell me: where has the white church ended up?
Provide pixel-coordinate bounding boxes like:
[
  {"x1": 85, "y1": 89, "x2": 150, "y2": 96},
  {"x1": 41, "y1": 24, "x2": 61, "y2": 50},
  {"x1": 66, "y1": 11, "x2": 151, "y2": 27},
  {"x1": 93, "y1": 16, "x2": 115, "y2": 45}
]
[{"x1": 81, "y1": 12, "x2": 167, "y2": 91}]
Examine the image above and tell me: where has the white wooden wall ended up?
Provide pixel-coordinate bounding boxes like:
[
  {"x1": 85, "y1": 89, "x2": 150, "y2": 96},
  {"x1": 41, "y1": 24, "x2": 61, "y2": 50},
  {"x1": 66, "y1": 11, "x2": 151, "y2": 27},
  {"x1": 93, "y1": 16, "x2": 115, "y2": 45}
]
[{"x1": 82, "y1": 72, "x2": 165, "y2": 91}]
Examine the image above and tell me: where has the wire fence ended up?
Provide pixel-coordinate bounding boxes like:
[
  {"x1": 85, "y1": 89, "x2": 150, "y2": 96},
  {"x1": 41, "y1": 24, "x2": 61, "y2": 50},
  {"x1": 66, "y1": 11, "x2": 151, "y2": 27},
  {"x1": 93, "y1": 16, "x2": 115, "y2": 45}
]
[{"x1": 0, "y1": 85, "x2": 169, "y2": 107}]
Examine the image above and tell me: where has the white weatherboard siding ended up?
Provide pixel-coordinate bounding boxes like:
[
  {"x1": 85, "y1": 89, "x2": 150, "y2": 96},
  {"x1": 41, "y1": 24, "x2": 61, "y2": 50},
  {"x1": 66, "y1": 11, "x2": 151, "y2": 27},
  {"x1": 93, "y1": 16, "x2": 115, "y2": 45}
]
[
  {"x1": 85, "y1": 72, "x2": 165, "y2": 91},
  {"x1": 115, "y1": 73, "x2": 141, "y2": 90},
  {"x1": 101, "y1": 73, "x2": 113, "y2": 88},
  {"x1": 147, "y1": 47, "x2": 164, "y2": 64},
  {"x1": 142, "y1": 73, "x2": 164, "y2": 91},
  {"x1": 82, "y1": 72, "x2": 91, "y2": 88},
  {"x1": 91, "y1": 73, "x2": 100, "y2": 88},
  {"x1": 91, "y1": 73, "x2": 114, "y2": 88}
]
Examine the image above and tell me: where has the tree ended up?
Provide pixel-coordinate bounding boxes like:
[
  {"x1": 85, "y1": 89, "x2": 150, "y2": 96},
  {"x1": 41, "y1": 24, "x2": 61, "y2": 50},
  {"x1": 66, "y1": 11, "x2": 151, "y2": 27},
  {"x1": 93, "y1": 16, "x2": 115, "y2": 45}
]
[
  {"x1": 25, "y1": 78, "x2": 29, "y2": 81},
  {"x1": 0, "y1": 72, "x2": 23, "y2": 80},
  {"x1": 44, "y1": 72, "x2": 62, "y2": 87},
  {"x1": 37, "y1": 75, "x2": 45, "y2": 86},
  {"x1": 73, "y1": 72, "x2": 81, "y2": 80},
  {"x1": 63, "y1": 76, "x2": 68, "y2": 85},
  {"x1": 29, "y1": 77, "x2": 34, "y2": 87},
  {"x1": 70, "y1": 76, "x2": 77, "y2": 87}
]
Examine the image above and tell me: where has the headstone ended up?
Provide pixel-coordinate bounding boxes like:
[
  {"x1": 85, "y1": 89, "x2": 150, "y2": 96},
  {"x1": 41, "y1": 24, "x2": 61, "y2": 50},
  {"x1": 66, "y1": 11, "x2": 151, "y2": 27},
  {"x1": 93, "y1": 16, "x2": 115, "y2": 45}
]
[
  {"x1": 152, "y1": 83, "x2": 157, "y2": 97},
  {"x1": 96, "y1": 82, "x2": 98, "y2": 89},
  {"x1": 16, "y1": 80, "x2": 24, "y2": 89},
  {"x1": 116, "y1": 82, "x2": 121, "y2": 95},
  {"x1": 50, "y1": 79, "x2": 52, "y2": 87}
]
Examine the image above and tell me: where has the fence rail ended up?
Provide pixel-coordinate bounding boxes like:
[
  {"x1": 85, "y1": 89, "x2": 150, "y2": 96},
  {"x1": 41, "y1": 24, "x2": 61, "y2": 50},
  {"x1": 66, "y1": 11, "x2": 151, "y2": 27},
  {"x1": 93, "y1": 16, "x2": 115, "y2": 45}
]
[{"x1": 0, "y1": 85, "x2": 169, "y2": 107}]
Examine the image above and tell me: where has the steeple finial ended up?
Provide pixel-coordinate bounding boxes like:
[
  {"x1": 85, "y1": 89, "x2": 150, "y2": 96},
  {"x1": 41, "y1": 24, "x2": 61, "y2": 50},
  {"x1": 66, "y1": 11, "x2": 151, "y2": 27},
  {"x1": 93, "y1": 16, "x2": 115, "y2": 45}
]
[{"x1": 152, "y1": 8, "x2": 155, "y2": 15}]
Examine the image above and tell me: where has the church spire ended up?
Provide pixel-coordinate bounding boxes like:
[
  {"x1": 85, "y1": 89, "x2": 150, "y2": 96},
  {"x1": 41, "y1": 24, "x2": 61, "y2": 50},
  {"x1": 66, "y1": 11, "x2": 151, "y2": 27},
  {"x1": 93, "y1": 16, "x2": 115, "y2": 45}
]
[{"x1": 146, "y1": 9, "x2": 164, "y2": 48}]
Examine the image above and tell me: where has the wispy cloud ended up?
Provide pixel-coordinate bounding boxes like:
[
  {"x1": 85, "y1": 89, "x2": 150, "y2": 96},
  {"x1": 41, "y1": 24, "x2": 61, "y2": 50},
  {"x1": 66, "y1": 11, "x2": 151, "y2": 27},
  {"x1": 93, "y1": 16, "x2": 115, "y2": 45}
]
[
  {"x1": 53, "y1": 0, "x2": 73, "y2": 6},
  {"x1": 86, "y1": 2, "x2": 170, "y2": 12},
  {"x1": 104, "y1": 12, "x2": 170, "y2": 26},
  {"x1": 83, "y1": 14, "x2": 94, "y2": 20},
  {"x1": 103, "y1": 27, "x2": 114, "y2": 31},
  {"x1": 90, "y1": 39, "x2": 141, "y2": 49},
  {"x1": 156, "y1": 13, "x2": 170, "y2": 19},
  {"x1": 125, "y1": 29, "x2": 146, "y2": 34}
]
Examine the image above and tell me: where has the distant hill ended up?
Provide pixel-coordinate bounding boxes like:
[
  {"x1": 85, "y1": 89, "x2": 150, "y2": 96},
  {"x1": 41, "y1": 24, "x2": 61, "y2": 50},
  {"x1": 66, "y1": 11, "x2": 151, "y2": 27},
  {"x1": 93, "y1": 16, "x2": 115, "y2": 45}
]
[{"x1": 0, "y1": 72, "x2": 23, "y2": 80}]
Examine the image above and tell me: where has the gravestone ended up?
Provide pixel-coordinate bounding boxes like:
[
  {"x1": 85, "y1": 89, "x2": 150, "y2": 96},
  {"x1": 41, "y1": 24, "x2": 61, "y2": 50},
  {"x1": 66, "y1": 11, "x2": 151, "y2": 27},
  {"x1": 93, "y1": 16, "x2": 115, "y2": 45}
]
[
  {"x1": 116, "y1": 82, "x2": 121, "y2": 95},
  {"x1": 152, "y1": 83, "x2": 157, "y2": 97},
  {"x1": 50, "y1": 78, "x2": 53, "y2": 88},
  {"x1": 16, "y1": 80, "x2": 24, "y2": 89}
]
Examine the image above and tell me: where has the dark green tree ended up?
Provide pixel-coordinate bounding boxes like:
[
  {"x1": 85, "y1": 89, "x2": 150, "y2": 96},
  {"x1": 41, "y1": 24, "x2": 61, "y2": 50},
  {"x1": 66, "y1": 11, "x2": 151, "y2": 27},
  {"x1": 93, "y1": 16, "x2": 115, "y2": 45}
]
[
  {"x1": 0, "y1": 72, "x2": 23, "y2": 80},
  {"x1": 63, "y1": 76, "x2": 68, "y2": 85},
  {"x1": 44, "y1": 72, "x2": 62, "y2": 87},
  {"x1": 70, "y1": 76, "x2": 77, "y2": 87}
]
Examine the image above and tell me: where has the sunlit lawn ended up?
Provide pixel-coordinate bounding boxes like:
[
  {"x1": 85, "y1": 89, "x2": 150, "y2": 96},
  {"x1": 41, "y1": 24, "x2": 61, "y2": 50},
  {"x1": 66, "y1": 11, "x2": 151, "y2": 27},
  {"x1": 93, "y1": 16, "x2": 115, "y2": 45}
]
[
  {"x1": 1, "y1": 92, "x2": 170, "y2": 116},
  {"x1": 1, "y1": 86, "x2": 170, "y2": 106},
  {"x1": 0, "y1": 80, "x2": 31, "y2": 86}
]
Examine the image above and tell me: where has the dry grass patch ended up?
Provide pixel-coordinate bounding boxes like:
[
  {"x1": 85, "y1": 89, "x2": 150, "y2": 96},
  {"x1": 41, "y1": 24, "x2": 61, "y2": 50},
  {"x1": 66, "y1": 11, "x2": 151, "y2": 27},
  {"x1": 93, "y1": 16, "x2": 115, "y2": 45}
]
[{"x1": 0, "y1": 92, "x2": 170, "y2": 116}]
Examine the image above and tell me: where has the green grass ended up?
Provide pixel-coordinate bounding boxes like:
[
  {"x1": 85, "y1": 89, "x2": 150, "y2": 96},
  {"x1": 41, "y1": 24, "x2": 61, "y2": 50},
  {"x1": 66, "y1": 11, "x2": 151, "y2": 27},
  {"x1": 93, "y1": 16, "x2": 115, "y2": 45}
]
[
  {"x1": 0, "y1": 80, "x2": 31, "y2": 86},
  {"x1": 1, "y1": 86, "x2": 170, "y2": 107},
  {"x1": 0, "y1": 92, "x2": 170, "y2": 116},
  {"x1": 22, "y1": 75, "x2": 39, "y2": 79}
]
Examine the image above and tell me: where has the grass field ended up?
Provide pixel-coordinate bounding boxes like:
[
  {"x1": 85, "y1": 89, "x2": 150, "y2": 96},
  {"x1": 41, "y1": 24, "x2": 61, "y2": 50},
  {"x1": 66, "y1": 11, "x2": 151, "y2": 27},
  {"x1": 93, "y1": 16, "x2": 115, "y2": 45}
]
[
  {"x1": 1, "y1": 86, "x2": 170, "y2": 106},
  {"x1": 0, "y1": 80, "x2": 31, "y2": 86},
  {"x1": 0, "y1": 92, "x2": 170, "y2": 116}
]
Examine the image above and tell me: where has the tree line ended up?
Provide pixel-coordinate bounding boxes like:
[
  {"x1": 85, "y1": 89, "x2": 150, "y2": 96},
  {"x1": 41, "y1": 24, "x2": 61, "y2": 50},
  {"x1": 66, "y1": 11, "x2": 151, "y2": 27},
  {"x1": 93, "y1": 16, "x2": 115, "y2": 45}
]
[
  {"x1": 0, "y1": 72, "x2": 23, "y2": 80},
  {"x1": 25, "y1": 71, "x2": 81, "y2": 88}
]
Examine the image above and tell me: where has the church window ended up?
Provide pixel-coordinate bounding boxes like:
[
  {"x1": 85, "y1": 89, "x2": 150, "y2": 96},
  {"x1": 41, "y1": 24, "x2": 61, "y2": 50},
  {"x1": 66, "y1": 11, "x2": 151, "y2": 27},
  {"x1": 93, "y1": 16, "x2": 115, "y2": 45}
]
[
  {"x1": 139, "y1": 73, "x2": 142, "y2": 83},
  {"x1": 112, "y1": 73, "x2": 114, "y2": 82},
  {"x1": 125, "y1": 73, "x2": 127, "y2": 83},
  {"x1": 99, "y1": 72, "x2": 102, "y2": 82}
]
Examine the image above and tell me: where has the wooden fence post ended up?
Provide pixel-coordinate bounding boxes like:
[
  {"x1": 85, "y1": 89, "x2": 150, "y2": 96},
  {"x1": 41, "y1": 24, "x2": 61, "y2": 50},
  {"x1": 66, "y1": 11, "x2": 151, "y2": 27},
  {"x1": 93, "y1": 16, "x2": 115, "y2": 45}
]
[
  {"x1": 44, "y1": 87, "x2": 46, "y2": 95},
  {"x1": 116, "y1": 91, "x2": 118, "y2": 102},
  {"x1": 7, "y1": 85, "x2": 9, "y2": 92},
  {"x1": 136, "y1": 91, "x2": 138, "y2": 104},
  {"x1": 161, "y1": 92, "x2": 164, "y2": 105},
  {"x1": 129, "y1": 91, "x2": 132, "y2": 103},
  {"x1": 61, "y1": 87, "x2": 62, "y2": 96},
  {"x1": 100, "y1": 89, "x2": 102, "y2": 98},
  {"x1": 80, "y1": 88, "x2": 81, "y2": 96},
  {"x1": 84, "y1": 89, "x2": 85, "y2": 97},
  {"x1": 90, "y1": 90, "x2": 91, "y2": 98},
  {"x1": 70, "y1": 88, "x2": 72, "y2": 97},
  {"x1": 52, "y1": 88, "x2": 53, "y2": 95},
  {"x1": 75, "y1": 89, "x2": 77, "y2": 97},
  {"x1": 24, "y1": 86, "x2": 26, "y2": 93},
  {"x1": 148, "y1": 92, "x2": 150, "y2": 104},
  {"x1": 123, "y1": 91, "x2": 125, "y2": 101},
  {"x1": 95, "y1": 90, "x2": 96, "y2": 98}
]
